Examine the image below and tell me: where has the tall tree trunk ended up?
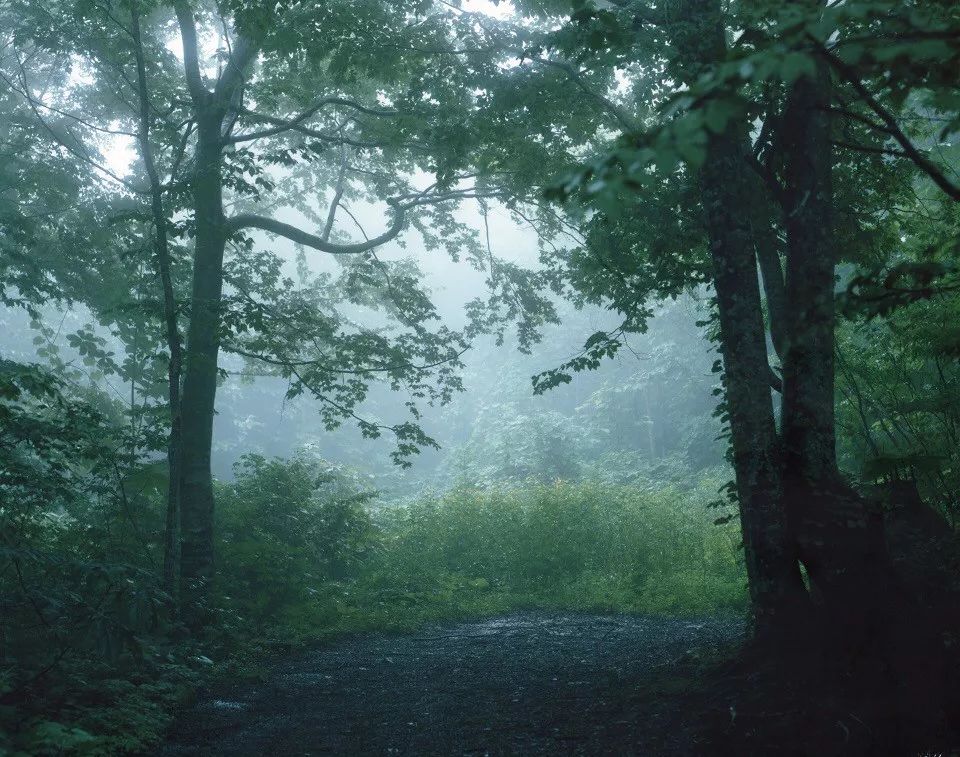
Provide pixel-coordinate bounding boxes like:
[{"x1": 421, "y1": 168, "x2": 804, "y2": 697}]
[
  {"x1": 780, "y1": 62, "x2": 839, "y2": 493},
  {"x1": 778, "y1": 42, "x2": 901, "y2": 658},
  {"x1": 130, "y1": 0, "x2": 183, "y2": 604},
  {"x1": 173, "y1": 2, "x2": 257, "y2": 619},
  {"x1": 666, "y1": 0, "x2": 808, "y2": 631},
  {"x1": 700, "y1": 134, "x2": 808, "y2": 629},
  {"x1": 776, "y1": 49, "x2": 952, "y2": 737},
  {"x1": 178, "y1": 109, "x2": 226, "y2": 612}
]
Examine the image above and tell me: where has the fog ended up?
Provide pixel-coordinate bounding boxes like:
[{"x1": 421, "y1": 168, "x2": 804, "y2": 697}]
[
  {"x1": 3, "y1": 192, "x2": 723, "y2": 493},
  {"x1": 6, "y1": 0, "x2": 958, "y2": 752}
]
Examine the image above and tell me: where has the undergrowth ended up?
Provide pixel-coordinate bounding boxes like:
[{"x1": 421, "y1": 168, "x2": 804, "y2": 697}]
[{"x1": 2, "y1": 454, "x2": 746, "y2": 754}]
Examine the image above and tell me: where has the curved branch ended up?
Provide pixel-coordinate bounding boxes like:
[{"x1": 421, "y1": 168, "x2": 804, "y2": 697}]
[{"x1": 226, "y1": 202, "x2": 405, "y2": 254}]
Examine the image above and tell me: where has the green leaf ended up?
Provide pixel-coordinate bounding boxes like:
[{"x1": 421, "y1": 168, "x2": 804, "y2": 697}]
[{"x1": 780, "y1": 52, "x2": 816, "y2": 83}]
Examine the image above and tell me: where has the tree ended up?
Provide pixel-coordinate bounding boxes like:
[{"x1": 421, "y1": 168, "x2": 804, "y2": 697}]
[
  {"x1": 5, "y1": 0, "x2": 558, "y2": 620},
  {"x1": 4, "y1": 0, "x2": 198, "y2": 605},
  {"x1": 130, "y1": 0, "x2": 186, "y2": 600},
  {"x1": 486, "y1": 0, "x2": 960, "y2": 640},
  {"x1": 663, "y1": 0, "x2": 808, "y2": 628},
  {"x1": 476, "y1": 0, "x2": 810, "y2": 626},
  {"x1": 167, "y1": 0, "x2": 562, "y2": 613}
]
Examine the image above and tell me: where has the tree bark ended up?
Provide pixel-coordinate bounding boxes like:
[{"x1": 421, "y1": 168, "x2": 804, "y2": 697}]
[
  {"x1": 699, "y1": 134, "x2": 809, "y2": 629},
  {"x1": 173, "y1": 1, "x2": 239, "y2": 616},
  {"x1": 780, "y1": 62, "x2": 838, "y2": 490},
  {"x1": 169, "y1": 4, "x2": 408, "y2": 618},
  {"x1": 178, "y1": 107, "x2": 226, "y2": 612},
  {"x1": 666, "y1": 0, "x2": 808, "y2": 631},
  {"x1": 778, "y1": 40, "x2": 897, "y2": 651}
]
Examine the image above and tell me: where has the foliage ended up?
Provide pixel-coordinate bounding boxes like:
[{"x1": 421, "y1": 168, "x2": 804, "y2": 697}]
[
  {"x1": 205, "y1": 456, "x2": 747, "y2": 641},
  {"x1": 443, "y1": 404, "x2": 590, "y2": 486},
  {"x1": 837, "y1": 294, "x2": 960, "y2": 522},
  {"x1": 405, "y1": 297, "x2": 725, "y2": 493},
  {"x1": 2, "y1": 0, "x2": 565, "y2": 468},
  {"x1": 0, "y1": 361, "x2": 198, "y2": 755},
  {"x1": 214, "y1": 453, "x2": 376, "y2": 631},
  {"x1": 366, "y1": 478, "x2": 746, "y2": 620}
]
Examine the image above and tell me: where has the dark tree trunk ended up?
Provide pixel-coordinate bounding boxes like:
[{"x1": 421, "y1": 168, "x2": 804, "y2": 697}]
[
  {"x1": 778, "y1": 52, "x2": 951, "y2": 741},
  {"x1": 699, "y1": 134, "x2": 809, "y2": 629},
  {"x1": 777, "y1": 45, "x2": 909, "y2": 659},
  {"x1": 178, "y1": 109, "x2": 227, "y2": 612},
  {"x1": 666, "y1": 0, "x2": 808, "y2": 631},
  {"x1": 173, "y1": 2, "x2": 258, "y2": 620},
  {"x1": 780, "y1": 64, "x2": 839, "y2": 493}
]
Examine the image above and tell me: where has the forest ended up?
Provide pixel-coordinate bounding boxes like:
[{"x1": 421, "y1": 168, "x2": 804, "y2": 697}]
[{"x1": 1, "y1": 0, "x2": 959, "y2": 753}]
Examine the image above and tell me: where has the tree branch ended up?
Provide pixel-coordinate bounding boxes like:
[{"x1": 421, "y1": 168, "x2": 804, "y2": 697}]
[
  {"x1": 225, "y1": 345, "x2": 468, "y2": 375},
  {"x1": 828, "y1": 105, "x2": 891, "y2": 136},
  {"x1": 214, "y1": 34, "x2": 257, "y2": 103},
  {"x1": 818, "y1": 41, "x2": 960, "y2": 202},
  {"x1": 0, "y1": 63, "x2": 143, "y2": 193},
  {"x1": 173, "y1": 1, "x2": 208, "y2": 102},
  {"x1": 227, "y1": 201, "x2": 406, "y2": 254},
  {"x1": 831, "y1": 139, "x2": 909, "y2": 159},
  {"x1": 225, "y1": 99, "x2": 401, "y2": 145},
  {"x1": 530, "y1": 57, "x2": 637, "y2": 132},
  {"x1": 320, "y1": 139, "x2": 349, "y2": 242}
]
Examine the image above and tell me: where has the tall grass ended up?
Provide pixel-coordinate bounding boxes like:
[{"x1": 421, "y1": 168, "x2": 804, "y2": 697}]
[
  {"x1": 354, "y1": 480, "x2": 746, "y2": 626},
  {"x1": 211, "y1": 457, "x2": 747, "y2": 639}
]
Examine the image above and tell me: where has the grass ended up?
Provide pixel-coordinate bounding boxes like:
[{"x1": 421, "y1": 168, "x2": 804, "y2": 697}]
[{"x1": 221, "y1": 476, "x2": 749, "y2": 645}]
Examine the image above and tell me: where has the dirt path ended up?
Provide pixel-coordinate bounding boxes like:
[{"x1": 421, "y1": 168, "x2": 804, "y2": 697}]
[{"x1": 161, "y1": 613, "x2": 743, "y2": 756}]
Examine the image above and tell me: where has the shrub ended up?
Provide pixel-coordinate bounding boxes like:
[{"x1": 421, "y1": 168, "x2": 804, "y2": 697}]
[
  {"x1": 208, "y1": 461, "x2": 746, "y2": 636},
  {"x1": 0, "y1": 361, "x2": 197, "y2": 755},
  {"x1": 214, "y1": 453, "x2": 377, "y2": 632}
]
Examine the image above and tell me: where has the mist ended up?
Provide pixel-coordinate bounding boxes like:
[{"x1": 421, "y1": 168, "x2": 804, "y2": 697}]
[{"x1": 3, "y1": 0, "x2": 959, "y2": 754}]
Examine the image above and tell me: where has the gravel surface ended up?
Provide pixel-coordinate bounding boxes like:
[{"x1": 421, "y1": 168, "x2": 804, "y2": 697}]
[{"x1": 160, "y1": 612, "x2": 744, "y2": 756}]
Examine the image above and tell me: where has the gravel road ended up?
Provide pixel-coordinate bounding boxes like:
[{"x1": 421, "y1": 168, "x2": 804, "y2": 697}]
[{"x1": 161, "y1": 612, "x2": 744, "y2": 756}]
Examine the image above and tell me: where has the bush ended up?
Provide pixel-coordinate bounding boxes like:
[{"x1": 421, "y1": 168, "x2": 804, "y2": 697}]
[
  {"x1": 0, "y1": 362, "x2": 197, "y2": 755},
  {"x1": 214, "y1": 453, "x2": 377, "y2": 633}
]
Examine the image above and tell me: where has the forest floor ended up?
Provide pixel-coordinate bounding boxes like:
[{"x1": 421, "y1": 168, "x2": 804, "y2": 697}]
[{"x1": 158, "y1": 612, "x2": 745, "y2": 756}]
